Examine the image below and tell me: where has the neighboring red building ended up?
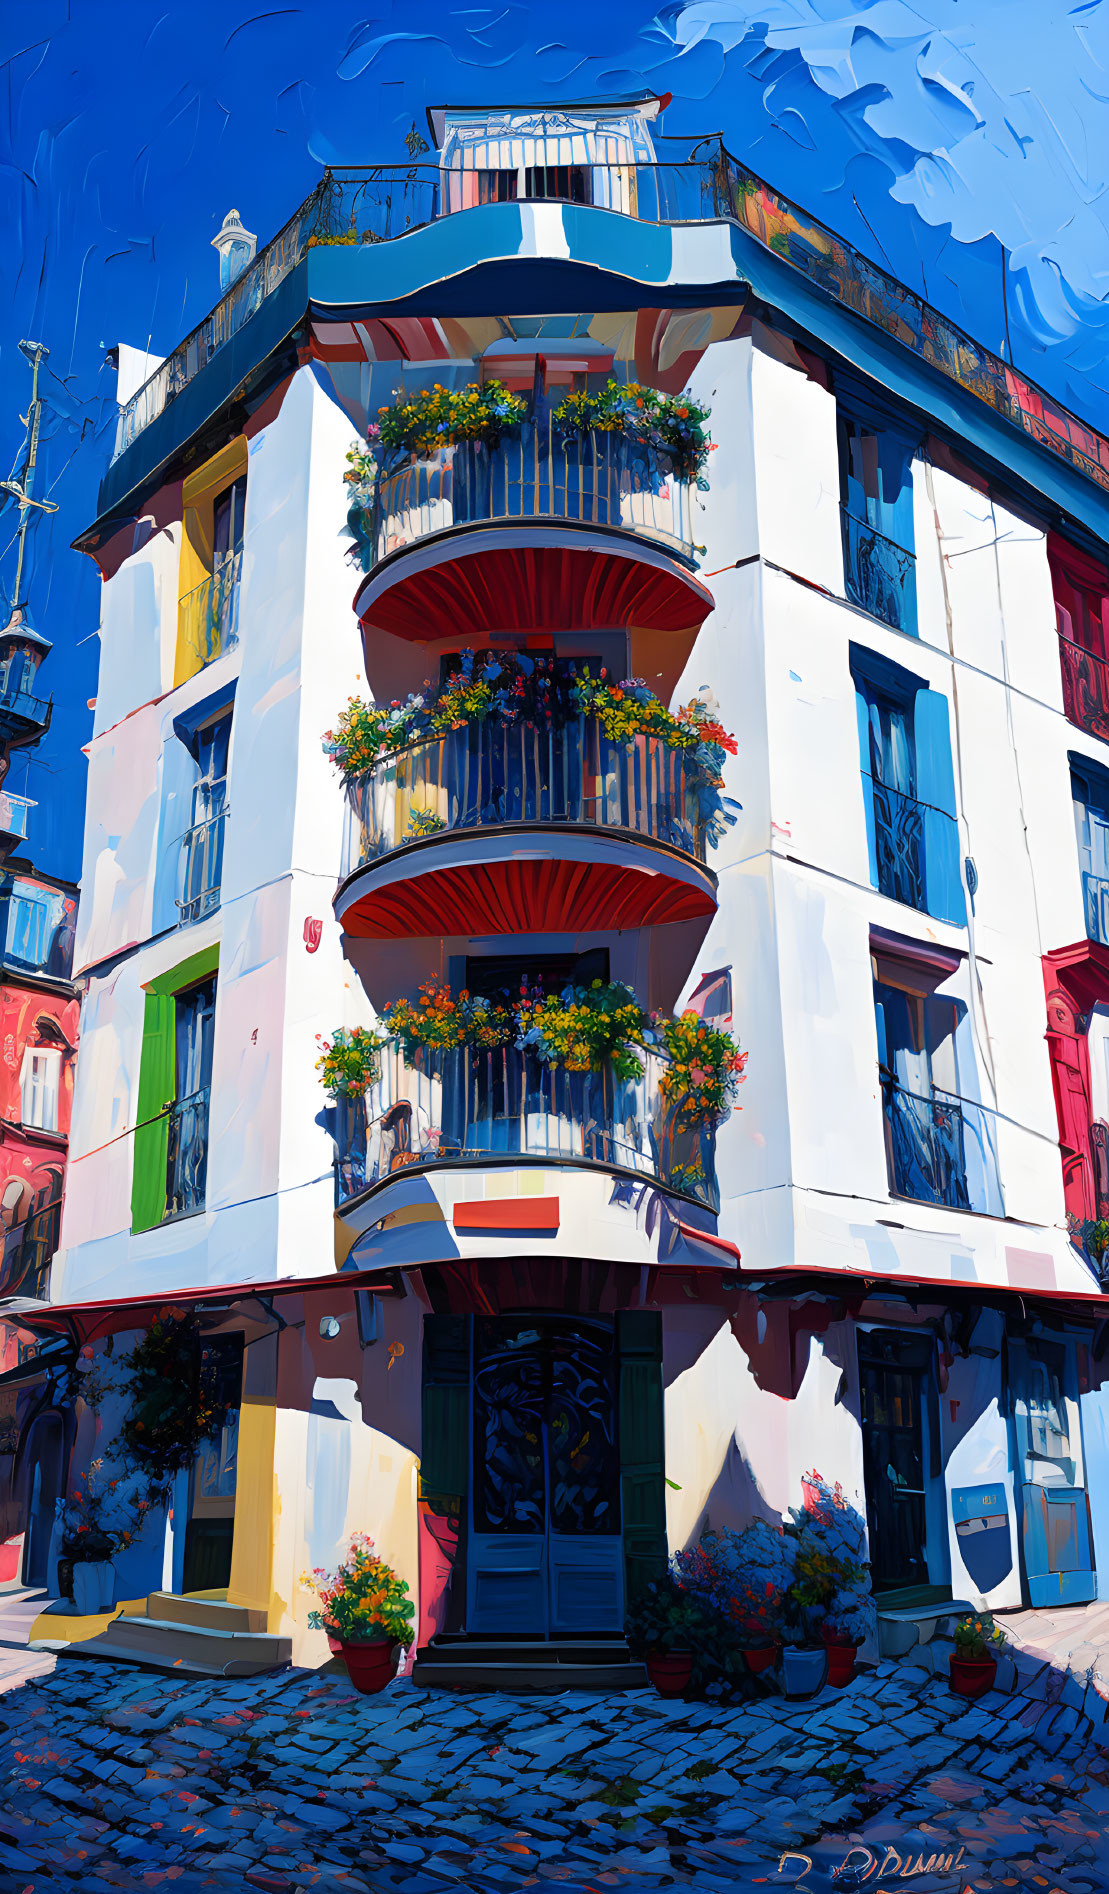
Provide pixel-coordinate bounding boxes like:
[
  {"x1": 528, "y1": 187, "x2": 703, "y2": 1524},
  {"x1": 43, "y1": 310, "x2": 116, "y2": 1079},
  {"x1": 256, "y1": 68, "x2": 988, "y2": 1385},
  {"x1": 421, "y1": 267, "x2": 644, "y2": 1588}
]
[{"x1": 0, "y1": 864, "x2": 79, "y2": 1319}]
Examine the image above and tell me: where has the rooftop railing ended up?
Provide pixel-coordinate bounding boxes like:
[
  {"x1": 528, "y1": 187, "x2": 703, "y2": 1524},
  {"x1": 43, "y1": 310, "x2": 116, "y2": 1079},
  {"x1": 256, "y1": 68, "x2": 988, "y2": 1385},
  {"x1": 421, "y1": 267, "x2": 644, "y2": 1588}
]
[
  {"x1": 362, "y1": 424, "x2": 697, "y2": 572},
  {"x1": 883, "y1": 1079, "x2": 1003, "y2": 1218},
  {"x1": 106, "y1": 132, "x2": 1109, "y2": 522},
  {"x1": 334, "y1": 1038, "x2": 718, "y2": 1212},
  {"x1": 342, "y1": 717, "x2": 711, "y2": 882}
]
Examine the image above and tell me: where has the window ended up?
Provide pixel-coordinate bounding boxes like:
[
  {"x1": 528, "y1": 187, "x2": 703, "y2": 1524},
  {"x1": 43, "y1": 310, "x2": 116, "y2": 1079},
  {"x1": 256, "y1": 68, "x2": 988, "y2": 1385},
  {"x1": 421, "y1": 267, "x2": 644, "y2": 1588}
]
[
  {"x1": 179, "y1": 710, "x2": 231, "y2": 925},
  {"x1": 20, "y1": 1048, "x2": 60, "y2": 1131},
  {"x1": 5, "y1": 891, "x2": 50, "y2": 969},
  {"x1": 524, "y1": 164, "x2": 590, "y2": 204},
  {"x1": 212, "y1": 477, "x2": 246, "y2": 569},
  {"x1": 850, "y1": 646, "x2": 964, "y2": 925},
  {"x1": 132, "y1": 947, "x2": 219, "y2": 1233},
  {"x1": 166, "y1": 977, "x2": 216, "y2": 1218},
  {"x1": 175, "y1": 438, "x2": 248, "y2": 686},
  {"x1": 837, "y1": 388, "x2": 918, "y2": 634},
  {"x1": 872, "y1": 935, "x2": 1001, "y2": 1215},
  {"x1": 1071, "y1": 754, "x2": 1109, "y2": 945},
  {"x1": 1050, "y1": 535, "x2": 1109, "y2": 742}
]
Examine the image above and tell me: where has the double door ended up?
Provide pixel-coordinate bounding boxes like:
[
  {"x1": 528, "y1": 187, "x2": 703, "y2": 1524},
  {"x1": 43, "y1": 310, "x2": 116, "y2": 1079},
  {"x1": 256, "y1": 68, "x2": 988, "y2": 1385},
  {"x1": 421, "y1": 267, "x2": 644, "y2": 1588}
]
[
  {"x1": 467, "y1": 1315, "x2": 624, "y2": 1636},
  {"x1": 1010, "y1": 1337, "x2": 1096, "y2": 1607}
]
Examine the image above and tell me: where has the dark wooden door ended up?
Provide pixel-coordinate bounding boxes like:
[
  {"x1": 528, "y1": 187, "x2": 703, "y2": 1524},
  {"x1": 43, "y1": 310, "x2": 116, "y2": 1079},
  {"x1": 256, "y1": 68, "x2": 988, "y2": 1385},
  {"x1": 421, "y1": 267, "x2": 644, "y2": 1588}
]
[{"x1": 858, "y1": 1329, "x2": 933, "y2": 1592}]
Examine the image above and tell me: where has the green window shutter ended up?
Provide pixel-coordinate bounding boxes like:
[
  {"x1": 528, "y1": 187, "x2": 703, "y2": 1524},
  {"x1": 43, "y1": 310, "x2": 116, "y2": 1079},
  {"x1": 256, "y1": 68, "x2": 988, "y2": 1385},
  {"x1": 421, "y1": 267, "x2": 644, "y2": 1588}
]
[
  {"x1": 420, "y1": 1314, "x2": 470, "y2": 1514},
  {"x1": 617, "y1": 1309, "x2": 667, "y2": 1607},
  {"x1": 131, "y1": 989, "x2": 175, "y2": 1233}
]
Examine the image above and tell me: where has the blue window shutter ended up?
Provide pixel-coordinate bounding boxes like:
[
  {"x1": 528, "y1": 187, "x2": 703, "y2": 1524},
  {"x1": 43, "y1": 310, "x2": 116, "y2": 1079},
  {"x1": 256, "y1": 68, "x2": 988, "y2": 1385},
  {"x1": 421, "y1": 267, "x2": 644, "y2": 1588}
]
[
  {"x1": 914, "y1": 688, "x2": 965, "y2": 925},
  {"x1": 854, "y1": 685, "x2": 879, "y2": 889}
]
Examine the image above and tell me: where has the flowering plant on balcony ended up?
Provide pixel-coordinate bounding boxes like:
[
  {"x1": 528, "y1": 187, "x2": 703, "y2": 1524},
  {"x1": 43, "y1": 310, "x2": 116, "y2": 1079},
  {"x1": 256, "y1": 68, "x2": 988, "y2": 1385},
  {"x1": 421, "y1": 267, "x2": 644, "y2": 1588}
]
[
  {"x1": 383, "y1": 980, "x2": 514, "y2": 1057},
  {"x1": 376, "y1": 379, "x2": 527, "y2": 457},
  {"x1": 551, "y1": 379, "x2": 715, "y2": 482},
  {"x1": 656, "y1": 1011, "x2": 748, "y2": 1126},
  {"x1": 344, "y1": 428, "x2": 380, "y2": 503},
  {"x1": 303, "y1": 1534, "x2": 415, "y2": 1646},
  {"x1": 316, "y1": 1025, "x2": 386, "y2": 1098},
  {"x1": 518, "y1": 979, "x2": 650, "y2": 1083},
  {"x1": 322, "y1": 695, "x2": 427, "y2": 775}
]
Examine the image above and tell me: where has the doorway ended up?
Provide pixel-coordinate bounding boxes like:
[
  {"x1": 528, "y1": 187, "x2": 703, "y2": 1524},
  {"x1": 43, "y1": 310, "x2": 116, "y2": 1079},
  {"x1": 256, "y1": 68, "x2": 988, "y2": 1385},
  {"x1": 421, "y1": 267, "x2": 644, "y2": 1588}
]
[
  {"x1": 21, "y1": 1410, "x2": 66, "y2": 1588},
  {"x1": 181, "y1": 1334, "x2": 243, "y2": 1593},
  {"x1": 858, "y1": 1328, "x2": 939, "y2": 1596},
  {"x1": 1009, "y1": 1335, "x2": 1096, "y2": 1607},
  {"x1": 467, "y1": 1314, "x2": 623, "y2": 1635}
]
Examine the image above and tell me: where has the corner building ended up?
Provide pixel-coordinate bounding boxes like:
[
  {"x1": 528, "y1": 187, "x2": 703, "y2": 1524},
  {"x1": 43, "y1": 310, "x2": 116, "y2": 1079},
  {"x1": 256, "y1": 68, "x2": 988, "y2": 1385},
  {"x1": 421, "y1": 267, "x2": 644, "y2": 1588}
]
[{"x1": 10, "y1": 96, "x2": 1109, "y2": 1675}]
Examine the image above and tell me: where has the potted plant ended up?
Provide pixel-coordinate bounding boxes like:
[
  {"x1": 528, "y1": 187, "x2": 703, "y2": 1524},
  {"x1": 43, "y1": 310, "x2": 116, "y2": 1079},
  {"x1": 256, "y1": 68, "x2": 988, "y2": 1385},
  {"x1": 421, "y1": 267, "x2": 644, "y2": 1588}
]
[
  {"x1": 779, "y1": 1473, "x2": 875, "y2": 1695},
  {"x1": 624, "y1": 1570, "x2": 717, "y2": 1697},
  {"x1": 673, "y1": 1519, "x2": 790, "y2": 1674},
  {"x1": 56, "y1": 1460, "x2": 120, "y2": 1613},
  {"x1": 304, "y1": 1534, "x2": 415, "y2": 1694},
  {"x1": 950, "y1": 1613, "x2": 1006, "y2": 1697}
]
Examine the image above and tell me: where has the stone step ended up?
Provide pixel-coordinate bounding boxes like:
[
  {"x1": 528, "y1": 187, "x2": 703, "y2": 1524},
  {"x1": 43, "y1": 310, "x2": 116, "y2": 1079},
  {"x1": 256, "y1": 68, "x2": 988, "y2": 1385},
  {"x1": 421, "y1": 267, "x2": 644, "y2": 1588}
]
[
  {"x1": 145, "y1": 1590, "x2": 267, "y2": 1634},
  {"x1": 61, "y1": 1612, "x2": 291, "y2": 1678},
  {"x1": 877, "y1": 1598, "x2": 976, "y2": 1659},
  {"x1": 413, "y1": 1654, "x2": 648, "y2": 1693},
  {"x1": 427, "y1": 1635, "x2": 634, "y2": 1667}
]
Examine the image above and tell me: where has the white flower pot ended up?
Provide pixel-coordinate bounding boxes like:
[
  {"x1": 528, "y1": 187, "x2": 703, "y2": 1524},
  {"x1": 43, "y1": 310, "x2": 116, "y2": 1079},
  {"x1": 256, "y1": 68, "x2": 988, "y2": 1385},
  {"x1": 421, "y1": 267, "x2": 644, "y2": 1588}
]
[
  {"x1": 781, "y1": 1646, "x2": 828, "y2": 1698},
  {"x1": 72, "y1": 1561, "x2": 113, "y2": 1615}
]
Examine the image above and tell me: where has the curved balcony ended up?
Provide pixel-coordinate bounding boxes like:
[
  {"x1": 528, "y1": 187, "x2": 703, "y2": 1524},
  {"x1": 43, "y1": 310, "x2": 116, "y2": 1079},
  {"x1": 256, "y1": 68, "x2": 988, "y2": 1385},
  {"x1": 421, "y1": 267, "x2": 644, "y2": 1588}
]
[
  {"x1": 334, "y1": 718, "x2": 718, "y2": 938},
  {"x1": 351, "y1": 426, "x2": 714, "y2": 644},
  {"x1": 334, "y1": 1040, "x2": 719, "y2": 1214}
]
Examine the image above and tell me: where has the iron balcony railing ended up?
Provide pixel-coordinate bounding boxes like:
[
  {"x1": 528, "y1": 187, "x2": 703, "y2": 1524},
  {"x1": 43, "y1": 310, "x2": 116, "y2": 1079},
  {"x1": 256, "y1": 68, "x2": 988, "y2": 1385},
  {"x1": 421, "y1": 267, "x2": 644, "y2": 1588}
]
[
  {"x1": 0, "y1": 792, "x2": 33, "y2": 841},
  {"x1": 342, "y1": 719, "x2": 710, "y2": 880},
  {"x1": 1083, "y1": 869, "x2": 1109, "y2": 947},
  {"x1": 165, "y1": 1087, "x2": 210, "y2": 1220},
  {"x1": 365, "y1": 425, "x2": 697, "y2": 572},
  {"x1": 868, "y1": 776, "x2": 926, "y2": 911},
  {"x1": 178, "y1": 800, "x2": 228, "y2": 925},
  {"x1": 1059, "y1": 632, "x2": 1109, "y2": 744},
  {"x1": 841, "y1": 509, "x2": 917, "y2": 636},
  {"x1": 0, "y1": 1197, "x2": 62, "y2": 1300},
  {"x1": 883, "y1": 1079, "x2": 1003, "y2": 1218},
  {"x1": 334, "y1": 1040, "x2": 719, "y2": 1212},
  {"x1": 179, "y1": 553, "x2": 242, "y2": 673}
]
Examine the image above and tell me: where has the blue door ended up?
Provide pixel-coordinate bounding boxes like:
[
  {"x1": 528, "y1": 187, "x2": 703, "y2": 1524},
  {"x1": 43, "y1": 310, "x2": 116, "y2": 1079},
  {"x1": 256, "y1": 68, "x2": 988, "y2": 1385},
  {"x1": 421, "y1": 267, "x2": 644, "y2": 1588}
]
[
  {"x1": 467, "y1": 1315, "x2": 624, "y2": 1635},
  {"x1": 1010, "y1": 1337, "x2": 1096, "y2": 1607}
]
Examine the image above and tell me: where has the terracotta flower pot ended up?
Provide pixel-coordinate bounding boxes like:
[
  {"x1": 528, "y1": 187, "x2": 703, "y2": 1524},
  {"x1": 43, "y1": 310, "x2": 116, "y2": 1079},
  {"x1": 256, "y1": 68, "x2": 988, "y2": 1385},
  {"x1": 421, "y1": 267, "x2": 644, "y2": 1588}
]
[
  {"x1": 340, "y1": 1637, "x2": 399, "y2": 1695},
  {"x1": 741, "y1": 1644, "x2": 780, "y2": 1675},
  {"x1": 823, "y1": 1642, "x2": 858, "y2": 1688},
  {"x1": 949, "y1": 1652, "x2": 997, "y2": 1698},
  {"x1": 645, "y1": 1650, "x2": 694, "y2": 1698}
]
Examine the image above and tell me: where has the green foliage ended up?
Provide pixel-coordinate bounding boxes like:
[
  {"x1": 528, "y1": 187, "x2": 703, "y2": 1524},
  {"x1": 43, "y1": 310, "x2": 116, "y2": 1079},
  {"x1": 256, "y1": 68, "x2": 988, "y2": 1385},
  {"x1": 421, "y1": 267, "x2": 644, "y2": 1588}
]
[
  {"x1": 623, "y1": 1568, "x2": 720, "y2": 1658},
  {"x1": 119, "y1": 1311, "x2": 229, "y2": 1497},
  {"x1": 315, "y1": 1025, "x2": 386, "y2": 1099},
  {"x1": 953, "y1": 1612, "x2": 1007, "y2": 1660},
  {"x1": 303, "y1": 1534, "x2": 416, "y2": 1645}
]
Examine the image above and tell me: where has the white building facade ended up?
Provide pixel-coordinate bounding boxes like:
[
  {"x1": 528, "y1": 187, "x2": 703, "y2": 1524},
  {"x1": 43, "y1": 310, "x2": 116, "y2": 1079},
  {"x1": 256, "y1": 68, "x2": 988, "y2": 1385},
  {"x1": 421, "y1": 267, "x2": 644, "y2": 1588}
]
[{"x1": 6, "y1": 96, "x2": 1109, "y2": 1673}]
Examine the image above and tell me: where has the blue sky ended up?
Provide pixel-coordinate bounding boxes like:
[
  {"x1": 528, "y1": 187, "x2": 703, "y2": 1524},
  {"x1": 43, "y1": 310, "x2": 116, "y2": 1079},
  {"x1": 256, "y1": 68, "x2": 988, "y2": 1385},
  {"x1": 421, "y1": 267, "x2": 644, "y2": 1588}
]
[{"x1": 2, "y1": 0, "x2": 1107, "y2": 880}]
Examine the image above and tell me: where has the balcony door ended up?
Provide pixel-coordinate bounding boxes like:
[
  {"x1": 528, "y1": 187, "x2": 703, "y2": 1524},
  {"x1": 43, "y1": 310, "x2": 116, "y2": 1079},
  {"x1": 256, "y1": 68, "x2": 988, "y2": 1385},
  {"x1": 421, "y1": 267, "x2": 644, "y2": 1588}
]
[
  {"x1": 874, "y1": 972, "x2": 970, "y2": 1209},
  {"x1": 181, "y1": 711, "x2": 230, "y2": 923},
  {"x1": 467, "y1": 1314, "x2": 624, "y2": 1636}
]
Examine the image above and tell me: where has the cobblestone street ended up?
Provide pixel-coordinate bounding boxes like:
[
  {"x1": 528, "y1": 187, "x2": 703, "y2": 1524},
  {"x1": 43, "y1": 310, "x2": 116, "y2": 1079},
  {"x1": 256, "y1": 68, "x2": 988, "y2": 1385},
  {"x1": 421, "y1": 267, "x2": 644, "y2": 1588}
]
[{"x1": 2, "y1": 1632, "x2": 1109, "y2": 1894}]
